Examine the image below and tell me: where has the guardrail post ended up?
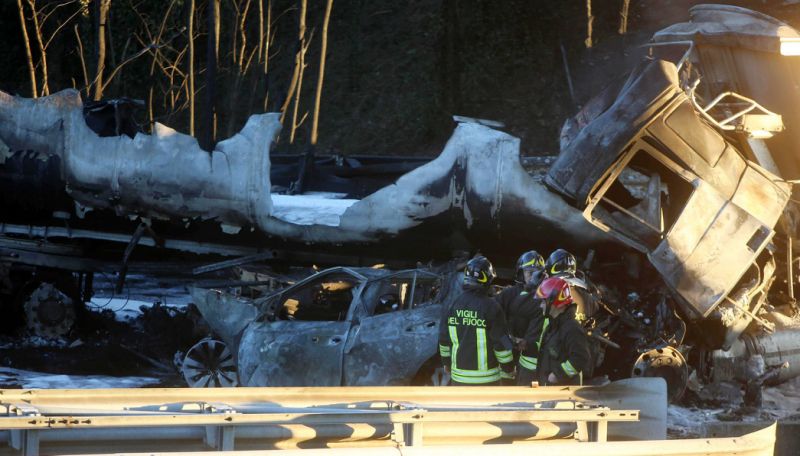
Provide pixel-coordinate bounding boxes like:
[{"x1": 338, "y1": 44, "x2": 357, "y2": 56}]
[
  {"x1": 5, "y1": 404, "x2": 41, "y2": 456},
  {"x1": 573, "y1": 406, "x2": 610, "y2": 442},
  {"x1": 20, "y1": 430, "x2": 39, "y2": 456},
  {"x1": 200, "y1": 402, "x2": 237, "y2": 450},
  {"x1": 205, "y1": 425, "x2": 235, "y2": 451},
  {"x1": 402, "y1": 422, "x2": 423, "y2": 446},
  {"x1": 391, "y1": 422, "x2": 405, "y2": 445}
]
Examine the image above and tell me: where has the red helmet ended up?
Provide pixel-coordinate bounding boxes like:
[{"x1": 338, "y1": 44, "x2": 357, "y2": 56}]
[{"x1": 535, "y1": 277, "x2": 573, "y2": 309}]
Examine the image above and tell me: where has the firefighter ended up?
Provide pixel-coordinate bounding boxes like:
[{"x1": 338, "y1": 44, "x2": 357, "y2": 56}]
[
  {"x1": 544, "y1": 249, "x2": 598, "y2": 323},
  {"x1": 495, "y1": 251, "x2": 548, "y2": 351},
  {"x1": 544, "y1": 249, "x2": 577, "y2": 278},
  {"x1": 495, "y1": 250, "x2": 546, "y2": 315},
  {"x1": 518, "y1": 276, "x2": 592, "y2": 386},
  {"x1": 439, "y1": 256, "x2": 515, "y2": 385}
]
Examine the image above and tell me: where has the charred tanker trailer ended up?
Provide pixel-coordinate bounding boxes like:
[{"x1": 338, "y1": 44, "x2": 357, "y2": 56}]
[{"x1": 2, "y1": 4, "x2": 800, "y2": 401}]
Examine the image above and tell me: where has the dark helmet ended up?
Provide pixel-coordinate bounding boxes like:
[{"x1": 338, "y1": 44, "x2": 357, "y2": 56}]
[
  {"x1": 545, "y1": 249, "x2": 577, "y2": 277},
  {"x1": 463, "y1": 256, "x2": 496, "y2": 290},
  {"x1": 515, "y1": 250, "x2": 545, "y2": 284}
]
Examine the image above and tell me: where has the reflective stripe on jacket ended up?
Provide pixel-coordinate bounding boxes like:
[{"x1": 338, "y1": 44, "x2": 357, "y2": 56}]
[
  {"x1": 536, "y1": 306, "x2": 592, "y2": 386},
  {"x1": 439, "y1": 288, "x2": 514, "y2": 384}
]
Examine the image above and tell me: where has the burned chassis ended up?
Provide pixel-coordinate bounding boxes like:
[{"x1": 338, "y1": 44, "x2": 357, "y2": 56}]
[{"x1": 187, "y1": 267, "x2": 449, "y2": 387}]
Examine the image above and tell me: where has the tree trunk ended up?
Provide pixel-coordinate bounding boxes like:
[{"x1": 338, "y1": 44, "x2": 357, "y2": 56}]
[
  {"x1": 213, "y1": 0, "x2": 221, "y2": 59},
  {"x1": 16, "y1": 0, "x2": 37, "y2": 98},
  {"x1": 289, "y1": 0, "x2": 308, "y2": 144},
  {"x1": 93, "y1": 0, "x2": 111, "y2": 100},
  {"x1": 619, "y1": 0, "x2": 631, "y2": 35},
  {"x1": 226, "y1": 0, "x2": 252, "y2": 138},
  {"x1": 27, "y1": 0, "x2": 49, "y2": 96},
  {"x1": 203, "y1": 0, "x2": 220, "y2": 150},
  {"x1": 187, "y1": 0, "x2": 195, "y2": 136},
  {"x1": 73, "y1": 24, "x2": 89, "y2": 97},
  {"x1": 311, "y1": 0, "x2": 334, "y2": 145},
  {"x1": 585, "y1": 0, "x2": 594, "y2": 48},
  {"x1": 279, "y1": 45, "x2": 302, "y2": 124},
  {"x1": 257, "y1": 0, "x2": 264, "y2": 68},
  {"x1": 262, "y1": 0, "x2": 272, "y2": 110}
]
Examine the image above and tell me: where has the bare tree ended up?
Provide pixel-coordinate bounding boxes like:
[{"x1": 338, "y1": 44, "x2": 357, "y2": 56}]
[
  {"x1": 73, "y1": 24, "x2": 89, "y2": 96},
  {"x1": 289, "y1": 0, "x2": 308, "y2": 144},
  {"x1": 204, "y1": 0, "x2": 221, "y2": 149},
  {"x1": 619, "y1": 0, "x2": 631, "y2": 35},
  {"x1": 187, "y1": 0, "x2": 195, "y2": 136},
  {"x1": 261, "y1": 0, "x2": 273, "y2": 111},
  {"x1": 311, "y1": 0, "x2": 333, "y2": 145},
  {"x1": 225, "y1": 0, "x2": 254, "y2": 137},
  {"x1": 16, "y1": 0, "x2": 38, "y2": 98},
  {"x1": 279, "y1": 2, "x2": 310, "y2": 127},
  {"x1": 27, "y1": 0, "x2": 50, "y2": 96},
  {"x1": 128, "y1": 0, "x2": 185, "y2": 128},
  {"x1": 585, "y1": 0, "x2": 594, "y2": 48},
  {"x1": 92, "y1": 0, "x2": 111, "y2": 100}
]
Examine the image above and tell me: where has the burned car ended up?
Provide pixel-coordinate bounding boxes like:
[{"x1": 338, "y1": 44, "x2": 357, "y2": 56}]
[{"x1": 186, "y1": 267, "x2": 451, "y2": 387}]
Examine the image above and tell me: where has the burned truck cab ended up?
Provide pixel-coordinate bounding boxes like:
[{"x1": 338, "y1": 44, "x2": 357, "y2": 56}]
[{"x1": 547, "y1": 58, "x2": 791, "y2": 351}]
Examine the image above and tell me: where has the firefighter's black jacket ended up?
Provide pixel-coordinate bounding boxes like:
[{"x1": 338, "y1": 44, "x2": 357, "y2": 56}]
[
  {"x1": 495, "y1": 284, "x2": 522, "y2": 317},
  {"x1": 520, "y1": 305, "x2": 591, "y2": 386},
  {"x1": 495, "y1": 284, "x2": 545, "y2": 340},
  {"x1": 439, "y1": 287, "x2": 514, "y2": 384}
]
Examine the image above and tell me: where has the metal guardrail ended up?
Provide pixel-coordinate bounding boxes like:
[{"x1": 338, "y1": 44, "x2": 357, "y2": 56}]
[
  {"x1": 0, "y1": 379, "x2": 668, "y2": 455},
  {"x1": 1, "y1": 405, "x2": 637, "y2": 455},
  {"x1": 72, "y1": 422, "x2": 776, "y2": 456}
]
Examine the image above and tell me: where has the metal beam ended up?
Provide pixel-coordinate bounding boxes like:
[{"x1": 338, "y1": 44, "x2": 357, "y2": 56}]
[
  {"x1": 0, "y1": 379, "x2": 667, "y2": 444},
  {"x1": 0, "y1": 224, "x2": 260, "y2": 257},
  {"x1": 0, "y1": 409, "x2": 637, "y2": 430},
  {"x1": 192, "y1": 252, "x2": 278, "y2": 275},
  {"x1": 54, "y1": 423, "x2": 774, "y2": 456},
  {"x1": 0, "y1": 400, "x2": 642, "y2": 454},
  {"x1": 0, "y1": 382, "x2": 660, "y2": 409}
]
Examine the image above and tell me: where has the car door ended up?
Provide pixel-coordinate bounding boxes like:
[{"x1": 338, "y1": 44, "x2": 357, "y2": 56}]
[
  {"x1": 237, "y1": 268, "x2": 365, "y2": 386},
  {"x1": 342, "y1": 271, "x2": 442, "y2": 385}
]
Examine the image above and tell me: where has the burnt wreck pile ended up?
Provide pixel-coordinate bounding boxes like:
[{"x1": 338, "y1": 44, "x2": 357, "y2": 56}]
[{"x1": 1, "y1": 4, "x2": 800, "y2": 410}]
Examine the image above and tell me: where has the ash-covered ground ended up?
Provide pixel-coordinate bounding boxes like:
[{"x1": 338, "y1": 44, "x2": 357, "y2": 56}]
[
  {"x1": 1, "y1": 271, "x2": 798, "y2": 438},
  {"x1": 0, "y1": 273, "x2": 205, "y2": 389},
  {"x1": 668, "y1": 377, "x2": 800, "y2": 437}
]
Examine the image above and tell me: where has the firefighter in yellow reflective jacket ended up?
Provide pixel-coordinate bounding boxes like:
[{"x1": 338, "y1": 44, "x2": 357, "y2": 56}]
[
  {"x1": 517, "y1": 276, "x2": 592, "y2": 386},
  {"x1": 439, "y1": 256, "x2": 515, "y2": 385}
]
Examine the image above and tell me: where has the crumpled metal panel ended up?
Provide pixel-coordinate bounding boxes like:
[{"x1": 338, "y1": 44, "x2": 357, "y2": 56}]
[
  {"x1": 649, "y1": 181, "x2": 773, "y2": 318},
  {"x1": 654, "y1": 4, "x2": 800, "y2": 53},
  {"x1": 238, "y1": 319, "x2": 351, "y2": 387},
  {"x1": 549, "y1": 59, "x2": 790, "y2": 318},
  {"x1": 343, "y1": 303, "x2": 441, "y2": 386},
  {"x1": 655, "y1": 4, "x2": 800, "y2": 180},
  {"x1": 545, "y1": 60, "x2": 683, "y2": 205},
  {"x1": 0, "y1": 90, "x2": 607, "y2": 251},
  {"x1": 0, "y1": 90, "x2": 277, "y2": 230},
  {"x1": 189, "y1": 287, "x2": 259, "y2": 350}
]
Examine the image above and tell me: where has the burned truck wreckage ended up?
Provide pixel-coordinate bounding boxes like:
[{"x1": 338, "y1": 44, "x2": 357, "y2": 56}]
[{"x1": 2, "y1": 4, "x2": 800, "y2": 401}]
